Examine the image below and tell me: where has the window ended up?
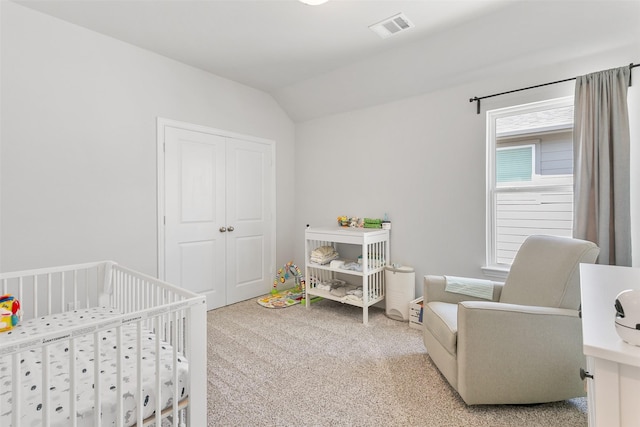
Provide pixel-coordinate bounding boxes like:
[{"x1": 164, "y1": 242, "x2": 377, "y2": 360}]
[
  {"x1": 485, "y1": 97, "x2": 574, "y2": 276},
  {"x1": 496, "y1": 145, "x2": 535, "y2": 183}
]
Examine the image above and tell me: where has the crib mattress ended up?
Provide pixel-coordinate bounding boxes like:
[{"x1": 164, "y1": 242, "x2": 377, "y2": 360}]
[{"x1": 0, "y1": 307, "x2": 189, "y2": 427}]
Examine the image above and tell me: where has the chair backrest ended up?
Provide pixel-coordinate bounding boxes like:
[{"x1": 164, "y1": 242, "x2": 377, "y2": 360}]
[{"x1": 499, "y1": 235, "x2": 600, "y2": 309}]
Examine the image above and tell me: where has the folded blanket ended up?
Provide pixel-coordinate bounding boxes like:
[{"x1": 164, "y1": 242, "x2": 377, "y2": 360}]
[
  {"x1": 444, "y1": 276, "x2": 494, "y2": 300},
  {"x1": 330, "y1": 286, "x2": 347, "y2": 297},
  {"x1": 311, "y1": 246, "x2": 337, "y2": 257},
  {"x1": 310, "y1": 252, "x2": 339, "y2": 265},
  {"x1": 310, "y1": 246, "x2": 339, "y2": 264},
  {"x1": 341, "y1": 262, "x2": 363, "y2": 272}
]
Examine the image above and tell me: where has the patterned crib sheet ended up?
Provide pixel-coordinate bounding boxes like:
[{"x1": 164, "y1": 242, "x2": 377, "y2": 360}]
[{"x1": 0, "y1": 307, "x2": 189, "y2": 427}]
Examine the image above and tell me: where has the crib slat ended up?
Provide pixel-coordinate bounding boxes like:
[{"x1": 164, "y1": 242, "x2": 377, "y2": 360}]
[
  {"x1": 43, "y1": 344, "x2": 50, "y2": 427},
  {"x1": 61, "y1": 272, "x2": 65, "y2": 314},
  {"x1": 47, "y1": 274, "x2": 52, "y2": 315},
  {"x1": 73, "y1": 270, "x2": 78, "y2": 311},
  {"x1": 136, "y1": 321, "x2": 143, "y2": 427},
  {"x1": 116, "y1": 325, "x2": 123, "y2": 427},
  {"x1": 94, "y1": 331, "x2": 102, "y2": 427},
  {"x1": 69, "y1": 338, "x2": 77, "y2": 427},
  {"x1": 11, "y1": 353, "x2": 20, "y2": 427},
  {"x1": 33, "y1": 276, "x2": 38, "y2": 319},
  {"x1": 172, "y1": 310, "x2": 179, "y2": 424},
  {"x1": 18, "y1": 278, "x2": 23, "y2": 313},
  {"x1": 127, "y1": 274, "x2": 132, "y2": 314},
  {"x1": 85, "y1": 269, "x2": 90, "y2": 309},
  {"x1": 155, "y1": 315, "x2": 162, "y2": 426}
]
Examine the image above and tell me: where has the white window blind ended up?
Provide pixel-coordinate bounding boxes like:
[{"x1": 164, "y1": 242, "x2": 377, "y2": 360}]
[{"x1": 496, "y1": 145, "x2": 534, "y2": 183}]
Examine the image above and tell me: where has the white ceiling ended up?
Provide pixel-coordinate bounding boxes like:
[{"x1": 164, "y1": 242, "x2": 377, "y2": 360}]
[{"x1": 14, "y1": 0, "x2": 640, "y2": 122}]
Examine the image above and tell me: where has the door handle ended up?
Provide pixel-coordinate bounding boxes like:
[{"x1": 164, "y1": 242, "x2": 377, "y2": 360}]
[
  {"x1": 227, "y1": 226, "x2": 235, "y2": 232},
  {"x1": 219, "y1": 227, "x2": 227, "y2": 232}
]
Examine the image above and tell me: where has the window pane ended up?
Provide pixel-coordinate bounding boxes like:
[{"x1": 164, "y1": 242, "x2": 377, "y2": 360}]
[{"x1": 496, "y1": 146, "x2": 533, "y2": 183}]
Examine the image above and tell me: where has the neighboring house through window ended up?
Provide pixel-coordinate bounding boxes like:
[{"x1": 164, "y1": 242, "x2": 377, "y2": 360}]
[{"x1": 485, "y1": 97, "x2": 574, "y2": 277}]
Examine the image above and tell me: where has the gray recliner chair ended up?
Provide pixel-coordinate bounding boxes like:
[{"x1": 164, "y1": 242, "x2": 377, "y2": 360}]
[{"x1": 422, "y1": 235, "x2": 600, "y2": 405}]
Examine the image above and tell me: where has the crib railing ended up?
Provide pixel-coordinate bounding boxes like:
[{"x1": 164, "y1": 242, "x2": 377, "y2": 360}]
[
  {"x1": 0, "y1": 261, "x2": 107, "y2": 321},
  {"x1": 0, "y1": 261, "x2": 207, "y2": 427}
]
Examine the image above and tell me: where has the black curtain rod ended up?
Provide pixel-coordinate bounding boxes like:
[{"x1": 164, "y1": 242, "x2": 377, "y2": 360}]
[{"x1": 470, "y1": 63, "x2": 639, "y2": 114}]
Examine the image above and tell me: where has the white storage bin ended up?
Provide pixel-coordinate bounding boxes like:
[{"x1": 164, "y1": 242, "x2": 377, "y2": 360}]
[{"x1": 385, "y1": 265, "x2": 415, "y2": 321}]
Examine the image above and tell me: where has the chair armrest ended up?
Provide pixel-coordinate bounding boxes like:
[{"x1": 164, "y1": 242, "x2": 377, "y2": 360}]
[
  {"x1": 456, "y1": 301, "x2": 584, "y2": 404},
  {"x1": 460, "y1": 300, "x2": 578, "y2": 316},
  {"x1": 424, "y1": 275, "x2": 503, "y2": 304}
]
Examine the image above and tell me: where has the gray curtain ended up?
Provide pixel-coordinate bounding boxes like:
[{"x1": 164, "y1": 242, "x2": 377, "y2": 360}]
[{"x1": 573, "y1": 66, "x2": 631, "y2": 266}]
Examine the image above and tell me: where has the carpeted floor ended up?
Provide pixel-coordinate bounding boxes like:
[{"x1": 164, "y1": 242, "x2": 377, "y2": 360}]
[{"x1": 206, "y1": 298, "x2": 588, "y2": 426}]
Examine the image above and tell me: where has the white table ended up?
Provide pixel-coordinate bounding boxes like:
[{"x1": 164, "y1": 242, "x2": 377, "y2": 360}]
[{"x1": 580, "y1": 263, "x2": 640, "y2": 427}]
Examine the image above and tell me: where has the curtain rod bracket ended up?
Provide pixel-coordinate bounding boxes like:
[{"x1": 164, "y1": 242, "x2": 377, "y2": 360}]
[{"x1": 470, "y1": 97, "x2": 480, "y2": 114}]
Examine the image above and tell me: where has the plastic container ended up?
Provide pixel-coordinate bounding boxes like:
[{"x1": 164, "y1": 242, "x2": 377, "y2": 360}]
[{"x1": 385, "y1": 265, "x2": 415, "y2": 321}]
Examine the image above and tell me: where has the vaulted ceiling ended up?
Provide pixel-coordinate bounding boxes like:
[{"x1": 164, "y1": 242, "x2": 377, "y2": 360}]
[{"x1": 14, "y1": 0, "x2": 640, "y2": 122}]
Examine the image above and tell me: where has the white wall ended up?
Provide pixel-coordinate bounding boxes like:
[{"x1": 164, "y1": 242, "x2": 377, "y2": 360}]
[
  {"x1": 295, "y1": 44, "x2": 640, "y2": 296},
  {"x1": 0, "y1": 2, "x2": 296, "y2": 275}
]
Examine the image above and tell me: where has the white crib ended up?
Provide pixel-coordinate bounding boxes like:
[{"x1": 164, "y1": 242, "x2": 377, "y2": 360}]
[{"x1": 0, "y1": 261, "x2": 207, "y2": 427}]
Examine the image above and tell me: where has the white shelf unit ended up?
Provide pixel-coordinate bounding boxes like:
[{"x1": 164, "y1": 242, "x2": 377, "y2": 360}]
[{"x1": 304, "y1": 227, "x2": 390, "y2": 324}]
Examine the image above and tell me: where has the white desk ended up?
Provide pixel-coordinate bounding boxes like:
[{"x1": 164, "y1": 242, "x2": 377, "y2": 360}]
[{"x1": 580, "y1": 263, "x2": 640, "y2": 427}]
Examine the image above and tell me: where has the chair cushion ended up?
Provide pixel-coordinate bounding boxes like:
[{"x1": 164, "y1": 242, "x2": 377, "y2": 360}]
[
  {"x1": 500, "y1": 235, "x2": 599, "y2": 309},
  {"x1": 424, "y1": 301, "x2": 458, "y2": 355}
]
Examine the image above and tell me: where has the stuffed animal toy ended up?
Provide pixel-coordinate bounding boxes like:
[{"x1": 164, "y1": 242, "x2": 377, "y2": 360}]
[{"x1": 0, "y1": 294, "x2": 22, "y2": 332}]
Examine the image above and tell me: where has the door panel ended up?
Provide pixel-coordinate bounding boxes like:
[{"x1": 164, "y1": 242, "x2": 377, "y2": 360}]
[
  {"x1": 226, "y1": 138, "x2": 273, "y2": 303},
  {"x1": 235, "y1": 235, "x2": 264, "y2": 284},
  {"x1": 179, "y1": 241, "x2": 216, "y2": 294},
  {"x1": 165, "y1": 127, "x2": 226, "y2": 310},
  {"x1": 180, "y1": 143, "x2": 216, "y2": 223},
  {"x1": 234, "y1": 149, "x2": 263, "y2": 220}
]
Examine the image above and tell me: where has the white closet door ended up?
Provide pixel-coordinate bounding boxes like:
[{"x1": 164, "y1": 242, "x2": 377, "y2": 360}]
[
  {"x1": 164, "y1": 127, "x2": 226, "y2": 310},
  {"x1": 225, "y1": 137, "x2": 273, "y2": 304}
]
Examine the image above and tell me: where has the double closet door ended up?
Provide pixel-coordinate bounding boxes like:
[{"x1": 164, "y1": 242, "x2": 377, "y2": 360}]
[{"x1": 162, "y1": 124, "x2": 274, "y2": 310}]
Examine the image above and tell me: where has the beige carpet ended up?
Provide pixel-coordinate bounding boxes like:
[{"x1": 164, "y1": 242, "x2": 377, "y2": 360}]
[{"x1": 206, "y1": 298, "x2": 587, "y2": 426}]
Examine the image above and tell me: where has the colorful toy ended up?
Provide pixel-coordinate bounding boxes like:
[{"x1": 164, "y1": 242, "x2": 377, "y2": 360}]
[
  {"x1": 272, "y1": 261, "x2": 304, "y2": 295},
  {"x1": 337, "y1": 216, "x2": 364, "y2": 228},
  {"x1": 0, "y1": 294, "x2": 22, "y2": 332},
  {"x1": 258, "y1": 262, "x2": 307, "y2": 309}
]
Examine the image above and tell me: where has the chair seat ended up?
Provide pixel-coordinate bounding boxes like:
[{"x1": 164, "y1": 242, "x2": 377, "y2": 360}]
[{"x1": 424, "y1": 301, "x2": 458, "y2": 355}]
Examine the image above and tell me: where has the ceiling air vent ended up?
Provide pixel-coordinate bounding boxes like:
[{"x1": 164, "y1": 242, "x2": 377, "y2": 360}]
[{"x1": 369, "y1": 13, "x2": 414, "y2": 39}]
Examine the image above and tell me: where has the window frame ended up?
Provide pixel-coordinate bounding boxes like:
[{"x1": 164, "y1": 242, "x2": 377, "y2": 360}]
[{"x1": 484, "y1": 96, "x2": 574, "y2": 279}]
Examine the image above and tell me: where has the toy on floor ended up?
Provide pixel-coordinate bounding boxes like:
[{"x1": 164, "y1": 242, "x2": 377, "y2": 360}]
[
  {"x1": 272, "y1": 261, "x2": 304, "y2": 295},
  {"x1": 0, "y1": 294, "x2": 22, "y2": 332},
  {"x1": 258, "y1": 262, "x2": 306, "y2": 309}
]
